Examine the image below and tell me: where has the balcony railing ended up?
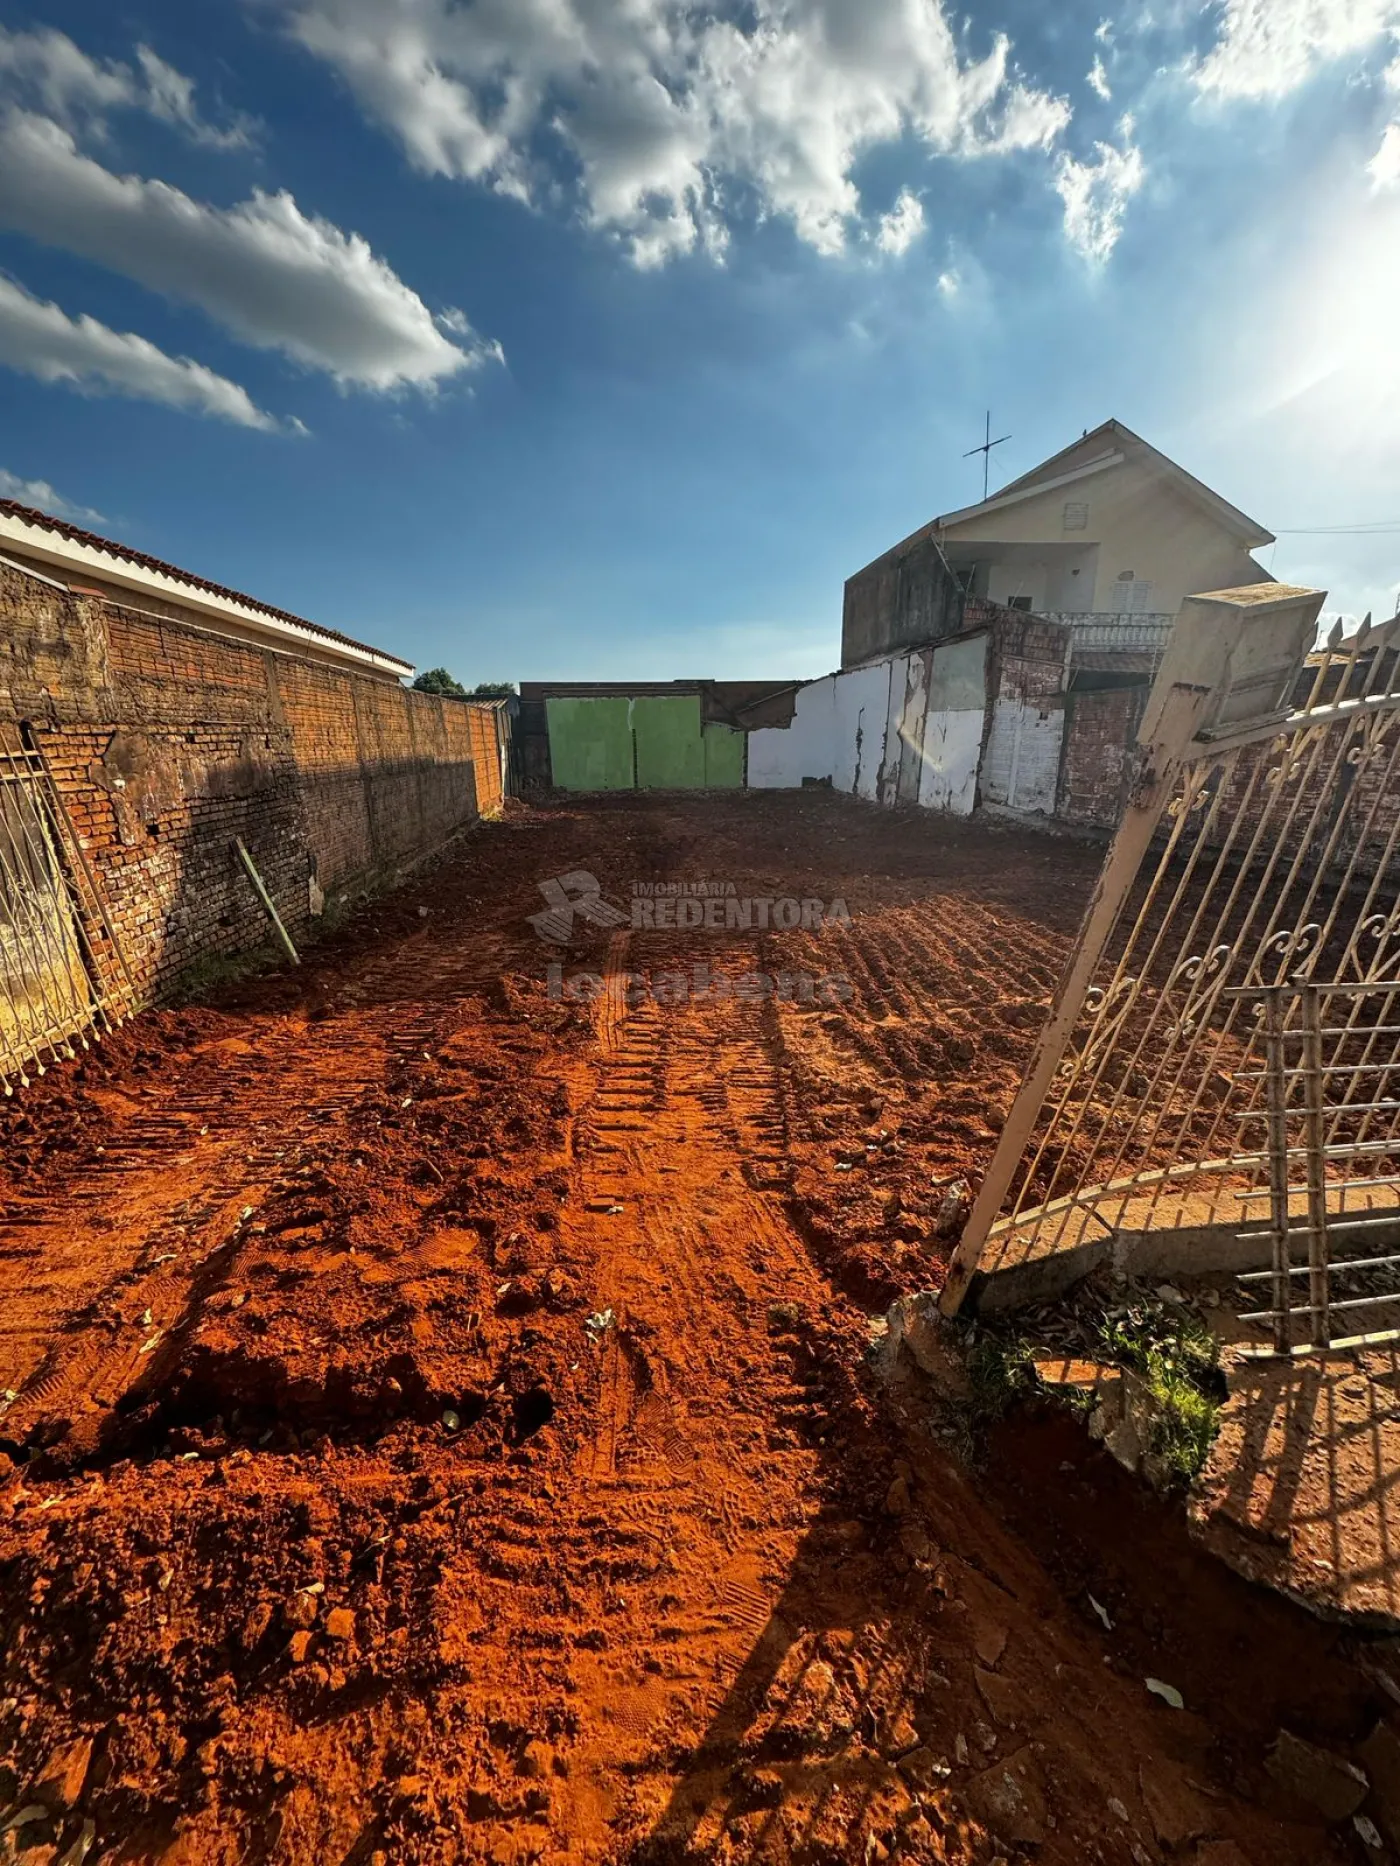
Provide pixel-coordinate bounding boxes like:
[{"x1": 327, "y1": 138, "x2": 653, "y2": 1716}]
[{"x1": 1038, "y1": 611, "x2": 1175, "y2": 668}]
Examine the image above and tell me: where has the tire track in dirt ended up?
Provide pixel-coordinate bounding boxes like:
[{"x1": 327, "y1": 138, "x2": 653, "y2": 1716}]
[{"x1": 423, "y1": 930, "x2": 856, "y2": 1859}]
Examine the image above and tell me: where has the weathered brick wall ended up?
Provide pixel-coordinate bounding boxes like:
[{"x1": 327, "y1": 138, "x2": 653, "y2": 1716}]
[
  {"x1": 1057, "y1": 687, "x2": 1149, "y2": 827},
  {"x1": 0, "y1": 559, "x2": 500, "y2": 1004},
  {"x1": 975, "y1": 605, "x2": 1071, "y2": 817}
]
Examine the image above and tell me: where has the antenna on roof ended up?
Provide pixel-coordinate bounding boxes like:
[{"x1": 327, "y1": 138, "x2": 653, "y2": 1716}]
[{"x1": 964, "y1": 410, "x2": 1011, "y2": 502}]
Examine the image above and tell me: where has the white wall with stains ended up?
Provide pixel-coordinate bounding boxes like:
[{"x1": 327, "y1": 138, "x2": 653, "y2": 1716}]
[{"x1": 916, "y1": 634, "x2": 988, "y2": 815}]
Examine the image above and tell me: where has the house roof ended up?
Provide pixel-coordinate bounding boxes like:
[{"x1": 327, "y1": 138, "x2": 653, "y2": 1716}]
[
  {"x1": 0, "y1": 498, "x2": 414, "y2": 678},
  {"x1": 933, "y1": 419, "x2": 1274, "y2": 548}
]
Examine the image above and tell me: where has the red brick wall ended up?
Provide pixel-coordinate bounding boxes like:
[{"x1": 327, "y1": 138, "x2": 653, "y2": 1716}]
[
  {"x1": 0, "y1": 560, "x2": 501, "y2": 1004},
  {"x1": 1057, "y1": 687, "x2": 1149, "y2": 827}
]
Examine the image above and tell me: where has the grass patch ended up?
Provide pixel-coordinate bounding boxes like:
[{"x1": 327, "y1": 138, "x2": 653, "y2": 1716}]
[
  {"x1": 966, "y1": 1331, "x2": 1037, "y2": 1423},
  {"x1": 1096, "y1": 1297, "x2": 1224, "y2": 1487}
]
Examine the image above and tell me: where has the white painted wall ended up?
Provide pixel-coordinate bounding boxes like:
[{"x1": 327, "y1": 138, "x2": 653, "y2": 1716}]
[
  {"x1": 747, "y1": 676, "x2": 838, "y2": 787},
  {"x1": 832, "y1": 662, "x2": 893, "y2": 800},
  {"x1": 750, "y1": 637, "x2": 994, "y2": 816},
  {"x1": 749, "y1": 660, "x2": 894, "y2": 797},
  {"x1": 981, "y1": 696, "x2": 1064, "y2": 815},
  {"x1": 915, "y1": 634, "x2": 988, "y2": 816}
]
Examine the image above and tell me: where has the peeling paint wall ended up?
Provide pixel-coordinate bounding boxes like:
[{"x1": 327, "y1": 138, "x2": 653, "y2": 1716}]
[
  {"x1": 833, "y1": 662, "x2": 893, "y2": 800},
  {"x1": 916, "y1": 634, "x2": 988, "y2": 816},
  {"x1": 979, "y1": 614, "x2": 1071, "y2": 817}
]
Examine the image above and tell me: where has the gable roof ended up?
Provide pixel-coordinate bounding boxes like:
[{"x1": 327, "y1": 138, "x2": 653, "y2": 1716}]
[
  {"x1": 934, "y1": 419, "x2": 1274, "y2": 548},
  {"x1": 0, "y1": 498, "x2": 414, "y2": 679}
]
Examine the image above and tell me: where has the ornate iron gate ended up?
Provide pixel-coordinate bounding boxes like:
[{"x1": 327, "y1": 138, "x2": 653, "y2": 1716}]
[
  {"x1": 939, "y1": 585, "x2": 1400, "y2": 1354},
  {"x1": 1229, "y1": 979, "x2": 1400, "y2": 1355},
  {"x1": 0, "y1": 724, "x2": 132, "y2": 1093}
]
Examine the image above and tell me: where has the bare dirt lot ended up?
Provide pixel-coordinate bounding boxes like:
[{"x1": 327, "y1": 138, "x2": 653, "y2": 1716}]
[{"x1": 0, "y1": 792, "x2": 1387, "y2": 1864}]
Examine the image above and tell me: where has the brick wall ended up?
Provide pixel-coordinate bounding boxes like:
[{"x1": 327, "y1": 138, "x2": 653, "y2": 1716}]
[
  {"x1": 1058, "y1": 687, "x2": 1149, "y2": 828},
  {"x1": 0, "y1": 560, "x2": 504, "y2": 1004}
]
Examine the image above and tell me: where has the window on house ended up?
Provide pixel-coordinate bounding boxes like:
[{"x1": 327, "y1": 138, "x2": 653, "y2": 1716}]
[{"x1": 1008, "y1": 595, "x2": 1033, "y2": 612}]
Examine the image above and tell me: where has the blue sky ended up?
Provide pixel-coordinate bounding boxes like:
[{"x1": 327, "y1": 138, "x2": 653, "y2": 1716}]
[{"x1": 1, "y1": 0, "x2": 1398, "y2": 683}]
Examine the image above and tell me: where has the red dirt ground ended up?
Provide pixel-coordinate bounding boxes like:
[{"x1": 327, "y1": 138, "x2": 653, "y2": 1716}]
[{"x1": 0, "y1": 792, "x2": 1388, "y2": 1864}]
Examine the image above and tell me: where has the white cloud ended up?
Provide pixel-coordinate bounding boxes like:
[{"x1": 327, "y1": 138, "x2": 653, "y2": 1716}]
[
  {"x1": 0, "y1": 468, "x2": 103, "y2": 522},
  {"x1": 1088, "y1": 55, "x2": 1112, "y2": 99},
  {"x1": 1374, "y1": 53, "x2": 1400, "y2": 183},
  {"x1": 937, "y1": 265, "x2": 962, "y2": 295},
  {"x1": 0, "y1": 274, "x2": 279, "y2": 427},
  {"x1": 1192, "y1": 0, "x2": 1398, "y2": 101},
  {"x1": 273, "y1": 0, "x2": 1072, "y2": 264},
  {"x1": 0, "y1": 24, "x2": 254, "y2": 148},
  {"x1": 1373, "y1": 117, "x2": 1400, "y2": 183},
  {"x1": 875, "y1": 189, "x2": 925, "y2": 256},
  {"x1": 0, "y1": 112, "x2": 500, "y2": 390},
  {"x1": 1056, "y1": 121, "x2": 1145, "y2": 261},
  {"x1": 133, "y1": 46, "x2": 258, "y2": 151}
]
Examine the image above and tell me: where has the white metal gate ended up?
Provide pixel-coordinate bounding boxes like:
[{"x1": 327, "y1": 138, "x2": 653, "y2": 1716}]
[{"x1": 939, "y1": 584, "x2": 1400, "y2": 1356}]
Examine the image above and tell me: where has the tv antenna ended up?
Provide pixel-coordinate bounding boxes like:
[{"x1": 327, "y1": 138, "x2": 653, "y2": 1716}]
[{"x1": 964, "y1": 409, "x2": 1011, "y2": 501}]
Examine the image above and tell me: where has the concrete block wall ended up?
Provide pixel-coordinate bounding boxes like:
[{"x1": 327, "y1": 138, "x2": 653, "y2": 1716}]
[{"x1": 0, "y1": 559, "x2": 503, "y2": 1005}]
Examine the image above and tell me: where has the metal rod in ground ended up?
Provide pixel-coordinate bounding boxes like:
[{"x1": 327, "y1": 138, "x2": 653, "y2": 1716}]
[
  {"x1": 234, "y1": 838, "x2": 300, "y2": 966},
  {"x1": 1301, "y1": 981, "x2": 1331, "y2": 1350},
  {"x1": 1264, "y1": 988, "x2": 1292, "y2": 1356}
]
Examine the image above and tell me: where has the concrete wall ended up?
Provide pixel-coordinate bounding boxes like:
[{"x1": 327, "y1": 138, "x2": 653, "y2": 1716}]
[
  {"x1": 841, "y1": 529, "x2": 964, "y2": 668},
  {"x1": 0, "y1": 560, "x2": 503, "y2": 1007},
  {"x1": 916, "y1": 634, "x2": 988, "y2": 816},
  {"x1": 939, "y1": 453, "x2": 1270, "y2": 617},
  {"x1": 749, "y1": 661, "x2": 895, "y2": 796},
  {"x1": 753, "y1": 604, "x2": 1068, "y2": 822}
]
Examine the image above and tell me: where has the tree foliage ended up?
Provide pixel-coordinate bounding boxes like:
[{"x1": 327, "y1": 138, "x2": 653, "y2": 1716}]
[{"x1": 411, "y1": 666, "x2": 467, "y2": 697}]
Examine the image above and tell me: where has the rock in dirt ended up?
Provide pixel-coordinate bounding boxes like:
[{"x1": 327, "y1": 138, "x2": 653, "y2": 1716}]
[
  {"x1": 972, "y1": 1619, "x2": 1008, "y2": 1670},
  {"x1": 55, "y1": 1817, "x2": 95, "y2": 1865},
  {"x1": 288, "y1": 1630, "x2": 314, "y2": 1664},
  {"x1": 876, "y1": 1709, "x2": 921, "y2": 1758},
  {"x1": 896, "y1": 1746, "x2": 950, "y2": 1785},
  {"x1": 324, "y1": 1607, "x2": 355, "y2": 1642},
  {"x1": 283, "y1": 1590, "x2": 318, "y2": 1630},
  {"x1": 1360, "y1": 1718, "x2": 1400, "y2": 1846},
  {"x1": 876, "y1": 1293, "x2": 970, "y2": 1396},
  {"x1": 31, "y1": 1736, "x2": 93, "y2": 1811},
  {"x1": 1138, "y1": 1766, "x2": 1209, "y2": 1849},
  {"x1": 962, "y1": 1743, "x2": 1049, "y2": 1846},
  {"x1": 1086, "y1": 1366, "x2": 1158, "y2": 1474},
  {"x1": 518, "y1": 1740, "x2": 554, "y2": 1780},
  {"x1": 974, "y1": 1666, "x2": 1021, "y2": 1730},
  {"x1": 1190, "y1": 1845, "x2": 1255, "y2": 1866},
  {"x1": 1264, "y1": 1729, "x2": 1368, "y2": 1821}
]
